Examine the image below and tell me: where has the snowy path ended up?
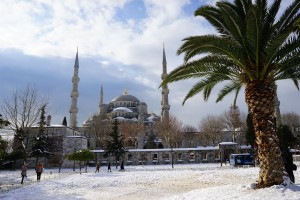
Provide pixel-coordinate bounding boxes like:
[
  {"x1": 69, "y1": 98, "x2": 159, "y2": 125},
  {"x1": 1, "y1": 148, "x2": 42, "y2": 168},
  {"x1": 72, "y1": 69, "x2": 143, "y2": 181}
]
[{"x1": 0, "y1": 163, "x2": 300, "y2": 200}]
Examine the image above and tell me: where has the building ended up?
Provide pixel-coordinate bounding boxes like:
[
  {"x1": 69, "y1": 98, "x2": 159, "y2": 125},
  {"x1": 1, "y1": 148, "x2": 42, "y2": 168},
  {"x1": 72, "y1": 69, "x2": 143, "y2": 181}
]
[
  {"x1": 80, "y1": 45, "x2": 170, "y2": 150},
  {"x1": 23, "y1": 45, "x2": 249, "y2": 168},
  {"x1": 82, "y1": 88, "x2": 162, "y2": 149}
]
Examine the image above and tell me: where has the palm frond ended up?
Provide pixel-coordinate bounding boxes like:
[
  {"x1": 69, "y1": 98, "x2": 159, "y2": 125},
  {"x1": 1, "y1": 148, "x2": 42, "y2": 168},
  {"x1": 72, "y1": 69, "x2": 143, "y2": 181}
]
[
  {"x1": 194, "y1": 6, "x2": 227, "y2": 35},
  {"x1": 166, "y1": 0, "x2": 300, "y2": 107},
  {"x1": 292, "y1": 79, "x2": 300, "y2": 90},
  {"x1": 261, "y1": 0, "x2": 281, "y2": 45},
  {"x1": 276, "y1": 0, "x2": 300, "y2": 31},
  {"x1": 177, "y1": 35, "x2": 241, "y2": 62},
  {"x1": 182, "y1": 74, "x2": 230, "y2": 105},
  {"x1": 160, "y1": 55, "x2": 243, "y2": 88},
  {"x1": 216, "y1": 81, "x2": 243, "y2": 103},
  {"x1": 218, "y1": 1, "x2": 247, "y2": 43},
  {"x1": 233, "y1": 85, "x2": 242, "y2": 107}
]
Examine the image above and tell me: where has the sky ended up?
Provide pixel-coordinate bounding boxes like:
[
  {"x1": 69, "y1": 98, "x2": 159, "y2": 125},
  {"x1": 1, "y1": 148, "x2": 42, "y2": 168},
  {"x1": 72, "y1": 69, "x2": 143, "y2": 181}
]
[
  {"x1": 0, "y1": 0, "x2": 299, "y2": 128},
  {"x1": 0, "y1": 163, "x2": 300, "y2": 199}
]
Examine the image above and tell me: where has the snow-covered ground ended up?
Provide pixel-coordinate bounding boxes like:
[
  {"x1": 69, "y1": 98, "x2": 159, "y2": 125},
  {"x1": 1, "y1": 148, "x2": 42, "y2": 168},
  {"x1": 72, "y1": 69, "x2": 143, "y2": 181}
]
[{"x1": 0, "y1": 163, "x2": 300, "y2": 200}]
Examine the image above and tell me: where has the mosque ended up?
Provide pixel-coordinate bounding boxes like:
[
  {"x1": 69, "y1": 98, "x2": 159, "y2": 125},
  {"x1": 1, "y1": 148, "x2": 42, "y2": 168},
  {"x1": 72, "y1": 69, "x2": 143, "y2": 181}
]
[
  {"x1": 25, "y1": 46, "x2": 250, "y2": 168},
  {"x1": 81, "y1": 86, "x2": 162, "y2": 149},
  {"x1": 67, "y1": 45, "x2": 170, "y2": 149},
  {"x1": 65, "y1": 47, "x2": 250, "y2": 167}
]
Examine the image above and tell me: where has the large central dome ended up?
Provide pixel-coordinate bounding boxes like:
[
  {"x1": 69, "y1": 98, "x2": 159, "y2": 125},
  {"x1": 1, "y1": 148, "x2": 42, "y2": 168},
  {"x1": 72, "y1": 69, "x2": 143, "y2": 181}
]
[{"x1": 111, "y1": 90, "x2": 140, "y2": 102}]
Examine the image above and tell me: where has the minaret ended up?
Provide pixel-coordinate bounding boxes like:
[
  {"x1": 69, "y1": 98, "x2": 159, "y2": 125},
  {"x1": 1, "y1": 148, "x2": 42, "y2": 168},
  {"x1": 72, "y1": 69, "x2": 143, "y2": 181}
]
[
  {"x1": 161, "y1": 44, "x2": 170, "y2": 121},
  {"x1": 69, "y1": 48, "x2": 80, "y2": 129},
  {"x1": 98, "y1": 84, "x2": 103, "y2": 114},
  {"x1": 274, "y1": 84, "x2": 282, "y2": 127}
]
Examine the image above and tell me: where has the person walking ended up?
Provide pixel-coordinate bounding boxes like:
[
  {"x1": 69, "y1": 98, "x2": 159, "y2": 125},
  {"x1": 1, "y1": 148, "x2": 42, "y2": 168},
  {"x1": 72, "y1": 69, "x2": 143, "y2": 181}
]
[
  {"x1": 281, "y1": 147, "x2": 297, "y2": 183},
  {"x1": 95, "y1": 162, "x2": 100, "y2": 173},
  {"x1": 36, "y1": 162, "x2": 44, "y2": 182},
  {"x1": 108, "y1": 162, "x2": 112, "y2": 172},
  {"x1": 119, "y1": 161, "x2": 125, "y2": 172},
  {"x1": 21, "y1": 163, "x2": 28, "y2": 184}
]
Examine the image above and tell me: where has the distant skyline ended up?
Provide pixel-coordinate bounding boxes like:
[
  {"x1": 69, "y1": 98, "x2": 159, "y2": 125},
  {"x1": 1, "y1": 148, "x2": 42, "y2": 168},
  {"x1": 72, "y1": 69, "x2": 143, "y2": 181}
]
[{"x1": 0, "y1": 0, "x2": 299, "y2": 128}]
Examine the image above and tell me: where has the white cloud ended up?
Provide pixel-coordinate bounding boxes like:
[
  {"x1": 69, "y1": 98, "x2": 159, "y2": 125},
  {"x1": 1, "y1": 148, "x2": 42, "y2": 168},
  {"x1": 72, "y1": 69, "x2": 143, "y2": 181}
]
[
  {"x1": 0, "y1": 0, "x2": 299, "y2": 127},
  {"x1": 0, "y1": 0, "x2": 209, "y2": 68}
]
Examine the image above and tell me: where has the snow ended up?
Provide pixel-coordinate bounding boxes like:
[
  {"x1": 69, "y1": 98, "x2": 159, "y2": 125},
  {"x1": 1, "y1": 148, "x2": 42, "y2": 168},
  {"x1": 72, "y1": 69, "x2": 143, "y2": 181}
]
[
  {"x1": 219, "y1": 142, "x2": 237, "y2": 145},
  {"x1": 65, "y1": 135, "x2": 86, "y2": 138},
  {"x1": 1, "y1": 163, "x2": 300, "y2": 200}
]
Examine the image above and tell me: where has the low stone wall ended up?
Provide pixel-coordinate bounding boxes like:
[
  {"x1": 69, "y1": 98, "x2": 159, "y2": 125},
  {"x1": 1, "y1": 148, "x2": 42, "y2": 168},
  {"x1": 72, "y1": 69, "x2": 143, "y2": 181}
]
[{"x1": 92, "y1": 148, "x2": 227, "y2": 166}]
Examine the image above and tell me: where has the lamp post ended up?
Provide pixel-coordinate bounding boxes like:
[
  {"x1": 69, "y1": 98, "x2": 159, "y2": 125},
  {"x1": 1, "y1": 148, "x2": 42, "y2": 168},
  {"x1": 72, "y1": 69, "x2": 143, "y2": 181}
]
[{"x1": 73, "y1": 148, "x2": 76, "y2": 171}]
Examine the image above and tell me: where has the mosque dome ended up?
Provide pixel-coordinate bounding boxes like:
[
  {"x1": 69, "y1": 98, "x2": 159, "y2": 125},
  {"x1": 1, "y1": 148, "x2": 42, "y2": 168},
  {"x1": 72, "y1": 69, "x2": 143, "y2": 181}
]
[{"x1": 111, "y1": 89, "x2": 140, "y2": 102}]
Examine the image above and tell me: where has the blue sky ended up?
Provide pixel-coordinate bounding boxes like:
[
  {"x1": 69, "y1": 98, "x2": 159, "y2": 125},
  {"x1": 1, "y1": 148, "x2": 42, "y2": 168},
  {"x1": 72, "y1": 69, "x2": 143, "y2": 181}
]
[{"x1": 0, "y1": 0, "x2": 299, "y2": 128}]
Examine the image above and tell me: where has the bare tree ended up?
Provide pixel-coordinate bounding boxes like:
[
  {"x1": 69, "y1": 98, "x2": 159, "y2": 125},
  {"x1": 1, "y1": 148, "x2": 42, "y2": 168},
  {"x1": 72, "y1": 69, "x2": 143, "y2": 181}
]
[
  {"x1": 1, "y1": 84, "x2": 47, "y2": 157},
  {"x1": 119, "y1": 121, "x2": 144, "y2": 148},
  {"x1": 281, "y1": 112, "x2": 300, "y2": 134},
  {"x1": 182, "y1": 125, "x2": 197, "y2": 132},
  {"x1": 87, "y1": 116, "x2": 112, "y2": 149},
  {"x1": 199, "y1": 115, "x2": 225, "y2": 146},
  {"x1": 156, "y1": 115, "x2": 183, "y2": 168},
  {"x1": 157, "y1": 115, "x2": 183, "y2": 148},
  {"x1": 182, "y1": 125, "x2": 199, "y2": 147}
]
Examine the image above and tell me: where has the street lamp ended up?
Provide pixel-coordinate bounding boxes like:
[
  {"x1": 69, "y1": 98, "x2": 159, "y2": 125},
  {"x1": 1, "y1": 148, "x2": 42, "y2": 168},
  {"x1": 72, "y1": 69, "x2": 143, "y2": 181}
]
[{"x1": 73, "y1": 148, "x2": 76, "y2": 171}]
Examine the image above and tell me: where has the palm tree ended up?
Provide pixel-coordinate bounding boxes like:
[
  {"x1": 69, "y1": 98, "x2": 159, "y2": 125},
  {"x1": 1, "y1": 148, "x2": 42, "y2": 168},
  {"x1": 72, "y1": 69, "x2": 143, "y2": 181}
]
[{"x1": 161, "y1": 0, "x2": 300, "y2": 188}]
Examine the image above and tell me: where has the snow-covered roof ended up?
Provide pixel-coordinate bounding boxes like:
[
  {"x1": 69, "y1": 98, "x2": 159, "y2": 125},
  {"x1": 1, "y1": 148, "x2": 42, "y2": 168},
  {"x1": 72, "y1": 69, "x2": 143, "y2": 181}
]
[
  {"x1": 91, "y1": 147, "x2": 221, "y2": 153},
  {"x1": 112, "y1": 107, "x2": 133, "y2": 113},
  {"x1": 48, "y1": 124, "x2": 66, "y2": 127},
  {"x1": 196, "y1": 146, "x2": 220, "y2": 150},
  {"x1": 219, "y1": 142, "x2": 237, "y2": 145},
  {"x1": 114, "y1": 116, "x2": 126, "y2": 120},
  {"x1": 290, "y1": 149, "x2": 300, "y2": 153},
  {"x1": 147, "y1": 113, "x2": 159, "y2": 121},
  {"x1": 65, "y1": 136, "x2": 86, "y2": 139},
  {"x1": 31, "y1": 124, "x2": 67, "y2": 128},
  {"x1": 239, "y1": 145, "x2": 252, "y2": 149}
]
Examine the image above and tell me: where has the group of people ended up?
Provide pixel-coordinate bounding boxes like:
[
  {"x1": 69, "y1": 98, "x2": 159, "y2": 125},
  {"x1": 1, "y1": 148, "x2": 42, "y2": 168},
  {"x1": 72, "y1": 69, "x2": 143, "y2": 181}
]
[
  {"x1": 21, "y1": 160, "x2": 122, "y2": 184},
  {"x1": 20, "y1": 162, "x2": 44, "y2": 184},
  {"x1": 95, "y1": 161, "x2": 124, "y2": 173},
  {"x1": 20, "y1": 153, "x2": 296, "y2": 184},
  {"x1": 95, "y1": 161, "x2": 113, "y2": 173}
]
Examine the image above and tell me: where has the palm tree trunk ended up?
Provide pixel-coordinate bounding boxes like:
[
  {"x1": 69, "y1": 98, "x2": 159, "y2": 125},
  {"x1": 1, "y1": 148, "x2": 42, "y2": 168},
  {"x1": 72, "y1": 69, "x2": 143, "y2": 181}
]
[{"x1": 245, "y1": 81, "x2": 285, "y2": 188}]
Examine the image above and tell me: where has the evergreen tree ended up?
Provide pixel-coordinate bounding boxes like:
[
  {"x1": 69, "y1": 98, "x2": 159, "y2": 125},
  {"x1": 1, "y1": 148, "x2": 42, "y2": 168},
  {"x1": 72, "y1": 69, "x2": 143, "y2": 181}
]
[
  {"x1": 277, "y1": 125, "x2": 297, "y2": 148},
  {"x1": 104, "y1": 119, "x2": 126, "y2": 168},
  {"x1": 5, "y1": 150, "x2": 26, "y2": 170},
  {"x1": 1, "y1": 113, "x2": 23, "y2": 170},
  {"x1": 30, "y1": 104, "x2": 51, "y2": 165},
  {"x1": 143, "y1": 134, "x2": 157, "y2": 149},
  {"x1": 62, "y1": 116, "x2": 67, "y2": 126},
  {"x1": 0, "y1": 136, "x2": 8, "y2": 167},
  {"x1": 0, "y1": 114, "x2": 9, "y2": 128}
]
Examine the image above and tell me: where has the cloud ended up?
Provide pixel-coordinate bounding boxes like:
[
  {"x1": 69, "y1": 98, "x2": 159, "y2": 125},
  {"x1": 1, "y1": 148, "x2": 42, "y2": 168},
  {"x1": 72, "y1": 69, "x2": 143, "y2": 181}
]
[{"x1": 0, "y1": 0, "x2": 299, "y2": 128}]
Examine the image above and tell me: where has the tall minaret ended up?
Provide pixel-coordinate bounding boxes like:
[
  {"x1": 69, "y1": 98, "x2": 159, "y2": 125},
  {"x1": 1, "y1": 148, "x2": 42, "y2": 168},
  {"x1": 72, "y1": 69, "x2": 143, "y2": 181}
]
[
  {"x1": 98, "y1": 84, "x2": 103, "y2": 114},
  {"x1": 69, "y1": 48, "x2": 80, "y2": 129},
  {"x1": 274, "y1": 84, "x2": 282, "y2": 127},
  {"x1": 161, "y1": 44, "x2": 170, "y2": 121}
]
